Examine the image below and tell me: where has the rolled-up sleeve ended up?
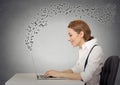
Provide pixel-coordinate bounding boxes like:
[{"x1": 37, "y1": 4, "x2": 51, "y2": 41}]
[{"x1": 80, "y1": 46, "x2": 104, "y2": 82}]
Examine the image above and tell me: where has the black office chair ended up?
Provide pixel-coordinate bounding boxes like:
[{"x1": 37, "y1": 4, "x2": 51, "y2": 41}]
[{"x1": 100, "y1": 56, "x2": 120, "y2": 85}]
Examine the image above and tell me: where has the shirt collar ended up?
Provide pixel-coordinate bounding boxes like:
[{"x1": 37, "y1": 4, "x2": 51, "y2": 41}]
[{"x1": 81, "y1": 38, "x2": 98, "y2": 50}]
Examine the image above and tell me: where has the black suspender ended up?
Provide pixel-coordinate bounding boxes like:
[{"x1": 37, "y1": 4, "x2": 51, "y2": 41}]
[
  {"x1": 84, "y1": 44, "x2": 98, "y2": 71},
  {"x1": 84, "y1": 44, "x2": 98, "y2": 85}
]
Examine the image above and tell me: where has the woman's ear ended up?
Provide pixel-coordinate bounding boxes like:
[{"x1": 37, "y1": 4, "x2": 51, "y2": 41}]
[{"x1": 79, "y1": 31, "x2": 84, "y2": 38}]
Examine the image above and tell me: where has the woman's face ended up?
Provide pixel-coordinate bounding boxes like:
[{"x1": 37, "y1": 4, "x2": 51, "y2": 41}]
[{"x1": 68, "y1": 28, "x2": 83, "y2": 47}]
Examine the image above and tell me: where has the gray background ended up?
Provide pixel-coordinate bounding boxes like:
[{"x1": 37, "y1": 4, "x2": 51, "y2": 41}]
[{"x1": 0, "y1": 0, "x2": 120, "y2": 85}]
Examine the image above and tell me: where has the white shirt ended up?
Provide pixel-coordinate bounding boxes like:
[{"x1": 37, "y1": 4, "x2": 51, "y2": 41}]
[{"x1": 71, "y1": 38, "x2": 104, "y2": 85}]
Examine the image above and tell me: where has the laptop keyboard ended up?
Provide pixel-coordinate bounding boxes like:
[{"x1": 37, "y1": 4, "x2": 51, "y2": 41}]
[{"x1": 36, "y1": 75, "x2": 67, "y2": 80}]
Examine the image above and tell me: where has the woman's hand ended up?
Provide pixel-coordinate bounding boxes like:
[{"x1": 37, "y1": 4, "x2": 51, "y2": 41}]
[{"x1": 44, "y1": 70, "x2": 61, "y2": 78}]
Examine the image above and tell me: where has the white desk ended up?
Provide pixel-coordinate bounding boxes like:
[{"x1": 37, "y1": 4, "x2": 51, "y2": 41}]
[{"x1": 5, "y1": 73, "x2": 84, "y2": 85}]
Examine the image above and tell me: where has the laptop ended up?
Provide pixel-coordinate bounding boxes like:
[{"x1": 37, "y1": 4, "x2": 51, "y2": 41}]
[{"x1": 31, "y1": 54, "x2": 67, "y2": 80}]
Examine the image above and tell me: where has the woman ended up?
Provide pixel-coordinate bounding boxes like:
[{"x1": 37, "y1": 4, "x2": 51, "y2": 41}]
[{"x1": 44, "y1": 19, "x2": 104, "y2": 85}]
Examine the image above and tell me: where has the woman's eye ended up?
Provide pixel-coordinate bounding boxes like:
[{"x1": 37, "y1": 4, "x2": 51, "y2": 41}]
[{"x1": 69, "y1": 34, "x2": 72, "y2": 37}]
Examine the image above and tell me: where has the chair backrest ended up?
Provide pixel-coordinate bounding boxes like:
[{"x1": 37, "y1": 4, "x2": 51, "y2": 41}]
[{"x1": 100, "y1": 56, "x2": 120, "y2": 85}]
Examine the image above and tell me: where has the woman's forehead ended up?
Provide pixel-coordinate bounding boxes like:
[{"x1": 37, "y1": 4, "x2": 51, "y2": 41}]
[
  {"x1": 68, "y1": 28, "x2": 74, "y2": 32},
  {"x1": 68, "y1": 28, "x2": 77, "y2": 34}
]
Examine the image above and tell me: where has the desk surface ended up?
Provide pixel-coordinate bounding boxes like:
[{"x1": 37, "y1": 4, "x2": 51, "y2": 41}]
[{"x1": 5, "y1": 73, "x2": 84, "y2": 85}]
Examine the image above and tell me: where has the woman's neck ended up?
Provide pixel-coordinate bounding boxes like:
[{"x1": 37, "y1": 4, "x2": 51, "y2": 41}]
[{"x1": 79, "y1": 39, "x2": 86, "y2": 48}]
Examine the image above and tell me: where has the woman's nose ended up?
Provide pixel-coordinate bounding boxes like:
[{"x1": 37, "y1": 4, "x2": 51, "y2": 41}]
[{"x1": 68, "y1": 37, "x2": 71, "y2": 41}]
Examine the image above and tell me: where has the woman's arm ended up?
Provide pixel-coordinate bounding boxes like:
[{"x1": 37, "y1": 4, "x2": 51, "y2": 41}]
[
  {"x1": 61, "y1": 69, "x2": 73, "y2": 73},
  {"x1": 60, "y1": 72, "x2": 82, "y2": 80},
  {"x1": 61, "y1": 69, "x2": 82, "y2": 80},
  {"x1": 44, "y1": 70, "x2": 82, "y2": 80}
]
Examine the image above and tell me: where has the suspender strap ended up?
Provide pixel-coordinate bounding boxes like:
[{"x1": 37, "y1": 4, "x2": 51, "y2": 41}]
[
  {"x1": 84, "y1": 44, "x2": 98, "y2": 71},
  {"x1": 84, "y1": 44, "x2": 98, "y2": 85}
]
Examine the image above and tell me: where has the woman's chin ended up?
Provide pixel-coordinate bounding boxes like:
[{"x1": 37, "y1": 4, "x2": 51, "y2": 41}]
[{"x1": 72, "y1": 44, "x2": 77, "y2": 47}]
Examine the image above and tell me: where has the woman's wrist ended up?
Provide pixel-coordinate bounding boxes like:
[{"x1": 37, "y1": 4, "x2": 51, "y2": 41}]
[{"x1": 59, "y1": 72, "x2": 64, "y2": 78}]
